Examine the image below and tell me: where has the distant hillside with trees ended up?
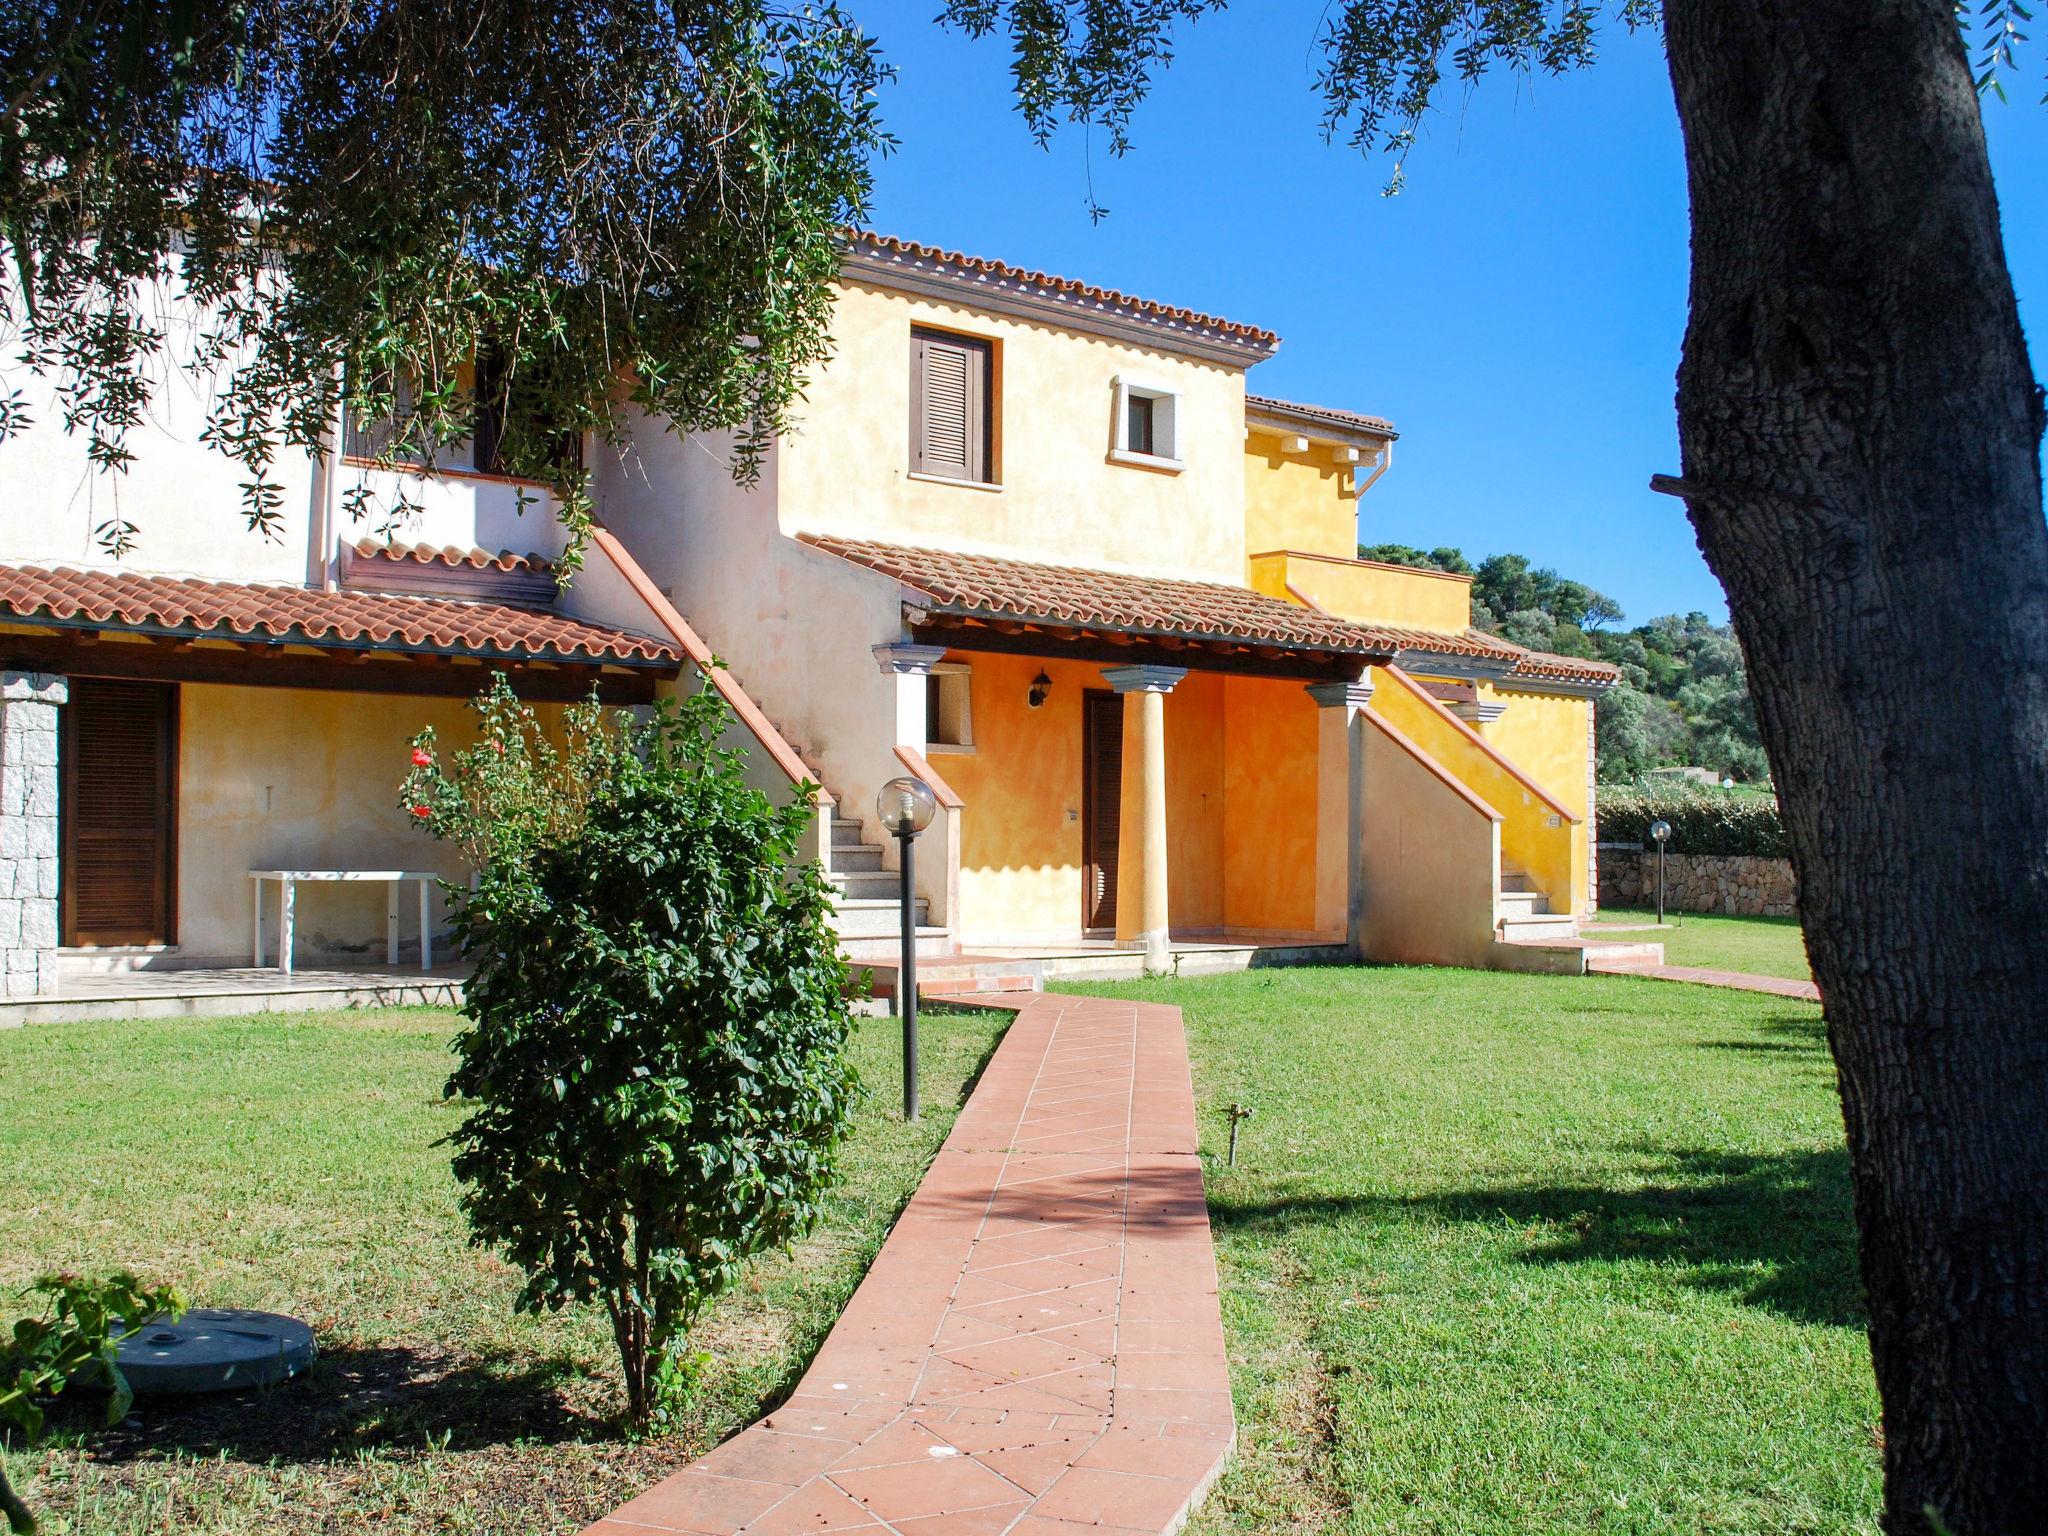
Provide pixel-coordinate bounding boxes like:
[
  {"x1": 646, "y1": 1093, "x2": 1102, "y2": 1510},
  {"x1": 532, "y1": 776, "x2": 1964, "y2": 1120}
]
[{"x1": 1359, "y1": 544, "x2": 1767, "y2": 783}]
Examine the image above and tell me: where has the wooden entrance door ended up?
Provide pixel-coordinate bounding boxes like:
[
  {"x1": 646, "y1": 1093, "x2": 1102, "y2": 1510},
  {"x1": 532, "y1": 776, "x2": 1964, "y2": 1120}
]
[
  {"x1": 1083, "y1": 691, "x2": 1123, "y2": 932},
  {"x1": 60, "y1": 679, "x2": 178, "y2": 946}
]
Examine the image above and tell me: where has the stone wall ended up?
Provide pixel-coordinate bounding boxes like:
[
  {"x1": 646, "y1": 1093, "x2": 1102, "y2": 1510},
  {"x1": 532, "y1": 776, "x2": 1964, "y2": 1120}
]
[
  {"x1": 1597, "y1": 846, "x2": 1798, "y2": 918},
  {"x1": 0, "y1": 672, "x2": 66, "y2": 997}
]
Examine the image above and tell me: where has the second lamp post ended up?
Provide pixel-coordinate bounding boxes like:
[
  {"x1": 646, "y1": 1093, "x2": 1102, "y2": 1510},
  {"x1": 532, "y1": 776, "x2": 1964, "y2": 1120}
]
[{"x1": 877, "y1": 775, "x2": 938, "y2": 1121}]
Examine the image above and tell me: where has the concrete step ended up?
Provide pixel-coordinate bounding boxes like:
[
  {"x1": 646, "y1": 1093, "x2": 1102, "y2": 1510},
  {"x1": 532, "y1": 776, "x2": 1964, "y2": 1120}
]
[
  {"x1": 1500, "y1": 868, "x2": 1537, "y2": 895},
  {"x1": 830, "y1": 817, "x2": 868, "y2": 848},
  {"x1": 830, "y1": 870, "x2": 903, "y2": 901},
  {"x1": 840, "y1": 927, "x2": 953, "y2": 962},
  {"x1": 1497, "y1": 912, "x2": 1579, "y2": 943},
  {"x1": 1497, "y1": 890, "x2": 1551, "y2": 918},
  {"x1": 831, "y1": 843, "x2": 885, "y2": 873},
  {"x1": 832, "y1": 895, "x2": 932, "y2": 937},
  {"x1": 865, "y1": 957, "x2": 1045, "y2": 1002},
  {"x1": 1491, "y1": 935, "x2": 1666, "y2": 976},
  {"x1": 1581, "y1": 945, "x2": 1668, "y2": 972}
]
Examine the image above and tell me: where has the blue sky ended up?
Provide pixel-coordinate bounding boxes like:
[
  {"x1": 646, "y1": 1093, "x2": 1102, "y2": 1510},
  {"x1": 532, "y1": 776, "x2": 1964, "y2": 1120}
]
[{"x1": 857, "y1": 3, "x2": 2048, "y2": 627}]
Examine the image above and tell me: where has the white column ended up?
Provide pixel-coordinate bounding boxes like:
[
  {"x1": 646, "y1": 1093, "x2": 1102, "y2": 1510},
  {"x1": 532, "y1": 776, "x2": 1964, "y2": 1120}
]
[
  {"x1": 0, "y1": 672, "x2": 67, "y2": 998},
  {"x1": 872, "y1": 643, "x2": 950, "y2": 752},
  {"x1": 1307, "y1": 677, "x2": 1375, "y2": 956},
  {"x1": 1102, "y1": 664, "x2": 1186, "y2": 975}
]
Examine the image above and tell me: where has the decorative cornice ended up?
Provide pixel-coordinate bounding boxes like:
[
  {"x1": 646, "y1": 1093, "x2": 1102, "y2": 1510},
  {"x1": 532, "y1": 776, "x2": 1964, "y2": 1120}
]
[
  {"x1": 1305, "y1": 679, "x2": 1375, "y2": 711},
  {"x1": 841, "y1": 236, "x2": 1281, "y2": 370},
  {"x1": 1392, "y1": 648, "x2": 1514, "y2": 683},
  {"x1": 1450, "y1": 698, "x2": 1510, "y2": 725},
  {"x1": 873, "y1": 642, "x2": 952, "y2": 676},
  {"x1": 1101, "y1": 664, "x2": 1189, "y2": 695}
]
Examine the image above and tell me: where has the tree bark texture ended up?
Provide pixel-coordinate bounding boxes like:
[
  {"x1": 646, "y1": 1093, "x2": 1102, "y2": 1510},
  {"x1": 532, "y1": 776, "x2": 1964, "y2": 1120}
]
[{"x1": 1663, "y1": 3, "x2": 2048, "y2": 1530}]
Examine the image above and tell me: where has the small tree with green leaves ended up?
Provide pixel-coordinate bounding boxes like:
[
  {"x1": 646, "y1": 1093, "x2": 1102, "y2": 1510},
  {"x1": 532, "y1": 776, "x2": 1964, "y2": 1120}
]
[
  {"x1": 1, "y1": 1271, "x2": 185, "y2": 1534},
  {"x1": 401, "y1": 674, "x2": 855, "y2": 1427}
]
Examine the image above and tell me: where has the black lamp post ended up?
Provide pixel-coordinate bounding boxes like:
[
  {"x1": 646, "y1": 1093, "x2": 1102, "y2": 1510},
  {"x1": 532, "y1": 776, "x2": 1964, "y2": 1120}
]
[
  {"x1": 1649, "y1": 818, "x2": 1672, "y2": 926},
  {"x1": 877, "y1": 775, "x2": 938, "y2": 1121}
]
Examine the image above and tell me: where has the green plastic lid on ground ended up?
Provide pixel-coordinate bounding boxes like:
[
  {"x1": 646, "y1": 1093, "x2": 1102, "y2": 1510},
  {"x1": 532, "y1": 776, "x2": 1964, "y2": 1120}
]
[{"x1": 114, "y1": 1309, "x2": 316, "y2": 1395}]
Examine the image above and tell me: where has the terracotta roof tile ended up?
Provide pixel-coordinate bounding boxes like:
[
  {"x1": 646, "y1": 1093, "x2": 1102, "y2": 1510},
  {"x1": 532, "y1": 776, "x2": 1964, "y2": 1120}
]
[
  {"x1": 1382, "y1": 625, "x2": 1532, "y2": 665},
  {"x1": 798, "y1": 535, "x2": 1400, "y2": 659},
  {"x1": 1245, "y1": 393, "x2": 1398, "y2": 440},
  {"x1": 0, "y1": 565, "x2": 679, "y2": 666},
  {"x1": 350, "y1": 538, "x2": 553, "y2": 574},
  {"x1": 846, "y1": 232, "x2": 1279, "y2": 355},
  {"x1": 1509, "y1": 648, "x2": 1622, "y2": 685}
]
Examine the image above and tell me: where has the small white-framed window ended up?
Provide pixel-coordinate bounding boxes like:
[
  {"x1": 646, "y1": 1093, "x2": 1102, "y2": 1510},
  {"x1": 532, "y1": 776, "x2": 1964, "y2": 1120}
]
[
  {"x1": 1108, "y1": 375, "x2": 1183, "y2": 472},
  {"x1": 924, "y1": 663, "x2": 975, "y2": 752}
]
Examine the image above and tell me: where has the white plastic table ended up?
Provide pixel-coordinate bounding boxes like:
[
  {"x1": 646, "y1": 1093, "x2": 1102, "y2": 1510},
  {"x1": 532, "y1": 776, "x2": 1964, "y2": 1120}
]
[{"x1": 249, "y1": 870, "x2": 441, "y2": 975}]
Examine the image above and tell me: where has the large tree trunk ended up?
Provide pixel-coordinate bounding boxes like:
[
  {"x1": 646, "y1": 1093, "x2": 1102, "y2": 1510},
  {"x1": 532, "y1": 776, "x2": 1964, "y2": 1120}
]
[{"x1": 1662, "y1": 3, "x2": 2048, "y2": 1530}]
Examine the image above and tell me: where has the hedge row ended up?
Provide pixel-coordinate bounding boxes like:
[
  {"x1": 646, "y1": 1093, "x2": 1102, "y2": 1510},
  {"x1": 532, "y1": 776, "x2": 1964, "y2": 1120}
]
[{"x1": 1595, "y1": 786, "x2": 1788, "y2": 858}]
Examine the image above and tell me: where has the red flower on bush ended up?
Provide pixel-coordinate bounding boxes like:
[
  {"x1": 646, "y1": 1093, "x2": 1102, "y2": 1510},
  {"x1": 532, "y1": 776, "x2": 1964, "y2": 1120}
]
[
  {"x1": 412, "y1": 746, "x2": 434, "y2": 768},
  {"x1": 411, "y1": 803, "x2": 433, "y2": 820}
]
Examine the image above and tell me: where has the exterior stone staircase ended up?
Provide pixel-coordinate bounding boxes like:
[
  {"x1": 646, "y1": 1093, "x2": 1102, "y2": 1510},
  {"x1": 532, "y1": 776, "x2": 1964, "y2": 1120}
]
[
  {"x1": 1492, "y1": 864, "x2": 1666, "y2": 975},
  {"x1": 824, "y1": 811, "x2": 952, "y2": 962},
  {"x1": 1495, "y1": 866, "x2": 1578, "y2": 943}
]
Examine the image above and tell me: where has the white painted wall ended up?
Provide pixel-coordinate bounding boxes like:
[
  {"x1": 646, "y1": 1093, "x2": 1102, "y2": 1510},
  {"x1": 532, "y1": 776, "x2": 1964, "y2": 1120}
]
[
  {"x1": 592, "y1": 425, "x2": 907, "y2": 858},
  {"x1": 0, "y1": 272, "x2": 567, "y2": 580}
]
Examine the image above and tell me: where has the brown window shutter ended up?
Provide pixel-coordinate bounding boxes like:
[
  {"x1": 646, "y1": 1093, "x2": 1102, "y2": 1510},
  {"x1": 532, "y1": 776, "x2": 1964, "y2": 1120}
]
[
  {"x1": 910, "y1": 329, "x2": 990, "y2": 482},
  {"x1": 60, "y1": 680, "x2": 178, "y2": 946},
  {"x1": 1083, "y1": 691, "x2": 1122, "y2": 931}
]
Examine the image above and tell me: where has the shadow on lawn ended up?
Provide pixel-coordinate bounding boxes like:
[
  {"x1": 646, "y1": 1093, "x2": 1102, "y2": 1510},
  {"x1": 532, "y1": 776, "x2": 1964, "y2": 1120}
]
[
  {"x1": 1698, "y1": 1012, "x2": 1834, "y2": 1059},
  {"x1": 65, "y1": 1343, "x2": 614, "y2": 1466},
  {"x1": 1215, "y1": 1142, "x2": 1864, "y2": 1328}
]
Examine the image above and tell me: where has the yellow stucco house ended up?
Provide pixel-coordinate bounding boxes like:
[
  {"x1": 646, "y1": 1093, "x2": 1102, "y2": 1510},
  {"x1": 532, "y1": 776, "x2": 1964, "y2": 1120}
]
[
  {"x1": 0, "y1": 231, "x2": 1621, "y2": 1010},
  {"x1": 593, "y1": 234, "x2": 1621, "y2": 985}
]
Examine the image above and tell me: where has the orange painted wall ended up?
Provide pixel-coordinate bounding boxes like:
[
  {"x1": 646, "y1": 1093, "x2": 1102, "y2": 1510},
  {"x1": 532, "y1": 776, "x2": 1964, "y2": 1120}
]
[
  {"x1": 927, "y1": 651, "x2": 1321, "y2": 940},
  {"x1": 1221, "y1": 676, "x2": 1320, "y2": 933},
  {"x1": 1165, "y1": 673, "x2": 1225, "y2": 929},
  {"x1": 937, "y1": 652, "x2": 1095, "y2": 937}
]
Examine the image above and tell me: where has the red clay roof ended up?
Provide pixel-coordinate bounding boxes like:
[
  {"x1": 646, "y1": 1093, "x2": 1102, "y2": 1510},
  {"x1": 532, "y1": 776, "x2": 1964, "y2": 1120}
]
[
  {"x1": 1381, "y1": 626, "x2": 1618, "y2": 684},
  {"x1": 350, "y1": 538, "x2": 553, "y2": 574},
  {"x1": 1508, "y1": 648, "x2": 1622, "y2": 685},
  {"x1": 798, "y1": 535, "x2": 1402, "y2": 658},
  {"x1": 1382, "y1": 625, "x2": 1531, "y2": 665},
  {"x1": 847, "y1": 231, "x2": 1279, "y2": 353},
  {"x1": 0, "y1": 565, "x2": 680, "y2": 666},
  {"x1": 1245, "y1": 393, "x2": 1398, "y2": 440}
]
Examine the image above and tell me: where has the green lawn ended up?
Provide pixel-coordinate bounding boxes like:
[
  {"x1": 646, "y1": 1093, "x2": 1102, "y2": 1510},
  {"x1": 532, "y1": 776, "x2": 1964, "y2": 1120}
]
[
  {"x1": 0, "y1": 1006, "x2": 1007, "y2": 1536},
  {"x1": 1599, "y1": 904, "x2": 1814, "y2": 981},
  {"x1": 1075, "y1": 966, "x2": 1875, "y2": 1536}
]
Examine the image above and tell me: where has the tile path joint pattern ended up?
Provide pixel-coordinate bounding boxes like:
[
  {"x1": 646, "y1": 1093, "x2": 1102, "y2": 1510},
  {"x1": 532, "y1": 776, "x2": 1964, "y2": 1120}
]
[{"x1": 584, "y1": 993, "x2": 1233, "y2": 1536}]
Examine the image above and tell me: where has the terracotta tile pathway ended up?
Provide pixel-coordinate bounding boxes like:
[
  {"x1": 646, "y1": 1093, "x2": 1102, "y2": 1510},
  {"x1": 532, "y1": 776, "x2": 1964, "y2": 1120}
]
[
  {"x1": 1585, "y1": 957, "x2": 1821, "y2": 1002},
  {"x1": 585, "y1": 993, "x2": 1232, "y2": 1536}
]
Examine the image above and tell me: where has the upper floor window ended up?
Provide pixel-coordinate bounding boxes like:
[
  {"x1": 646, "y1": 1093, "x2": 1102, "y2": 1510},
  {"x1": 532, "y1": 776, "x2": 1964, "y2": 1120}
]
[
  {"x1": 342, "y1": 352, "x2": 582, "y2": 479},
  {"x1": 910, "y1": 328, "x2": 995, "y2": 485},
  {"x1": 1109, "y1": 375, "x2": 1182, "y2": 472}
]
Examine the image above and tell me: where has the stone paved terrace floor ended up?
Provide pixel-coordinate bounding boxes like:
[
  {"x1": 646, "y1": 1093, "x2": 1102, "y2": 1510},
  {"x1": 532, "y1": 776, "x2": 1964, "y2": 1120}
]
[{"x1": 585, "y1": 993, "x2": 1232, "y2": 1536}]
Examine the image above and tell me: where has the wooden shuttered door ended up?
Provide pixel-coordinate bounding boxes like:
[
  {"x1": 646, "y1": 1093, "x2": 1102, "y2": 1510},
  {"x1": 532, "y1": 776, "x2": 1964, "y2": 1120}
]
[
  {"x1": 1083, "y1": 691, "x2": 1123, "y2": 932},
  {"x1": 60, "y1": 680, "x2": 178, "y2": 946},
  {"x1": 910, "y1": 329, "x2": 991, "y2": 482}
]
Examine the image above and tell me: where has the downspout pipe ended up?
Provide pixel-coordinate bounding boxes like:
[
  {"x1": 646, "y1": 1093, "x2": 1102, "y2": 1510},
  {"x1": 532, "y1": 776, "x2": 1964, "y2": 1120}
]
[{"x1": 1353, "y1": 439, "x2": 1393, "y2": 498}]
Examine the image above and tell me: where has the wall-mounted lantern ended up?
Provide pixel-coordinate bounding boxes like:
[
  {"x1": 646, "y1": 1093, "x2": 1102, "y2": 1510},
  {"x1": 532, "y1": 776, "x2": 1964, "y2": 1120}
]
[{"x1": 1028, "y1": 671, "x2": 1052, "y2": 710}]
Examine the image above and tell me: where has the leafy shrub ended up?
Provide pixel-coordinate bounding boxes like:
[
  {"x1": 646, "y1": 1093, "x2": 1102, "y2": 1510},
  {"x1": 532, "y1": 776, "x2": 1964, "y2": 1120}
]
[
  {"x1": 2, "y1": 1271, "x2": 185, "y2": 1533},
  {"x1": 1596, "y1": 784, "x2": 1788, "y2": 858},
  {"x1": 401, "y1": 674, "x2": 855, "y2": 1428}
]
